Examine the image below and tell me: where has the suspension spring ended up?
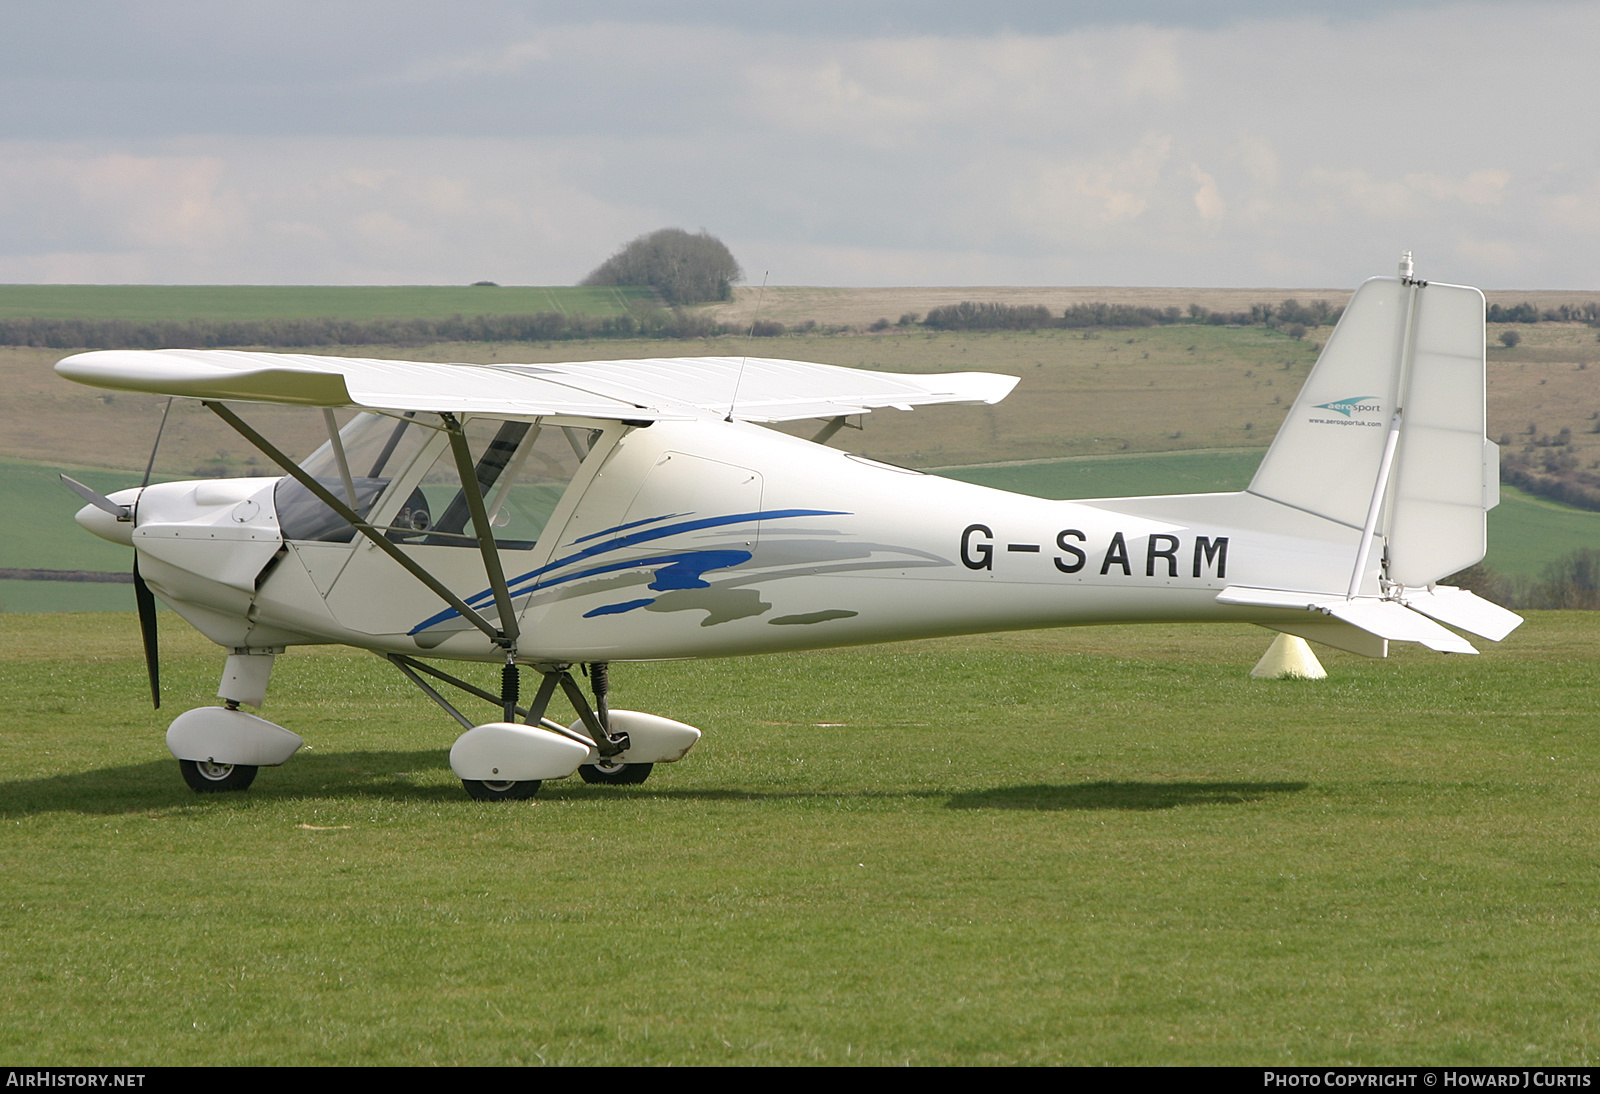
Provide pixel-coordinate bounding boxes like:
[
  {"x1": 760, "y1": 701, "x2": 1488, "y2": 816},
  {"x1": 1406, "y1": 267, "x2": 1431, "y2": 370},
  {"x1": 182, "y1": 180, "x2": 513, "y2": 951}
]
[
  {"x1": 501, "y1": 660, "x2": 519, "y2": 721},
  {"x1": 591, "y1": 661, "x2": 610, "y2": 731}
]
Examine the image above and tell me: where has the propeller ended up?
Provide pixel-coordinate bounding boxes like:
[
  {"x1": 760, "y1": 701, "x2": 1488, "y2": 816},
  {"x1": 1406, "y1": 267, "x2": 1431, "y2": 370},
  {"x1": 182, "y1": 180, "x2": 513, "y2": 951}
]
[
  {"x1": 129, "y1": 397, "x2": 172, "y2": 709},
  {"x1": 132, "y1": 557, "x2": 160, "y2": 709},
  {"x1": 58, "y1": 474, "x2": 130, "y2": 520},
  {"x1": 58, "y1": 397, "x2": 172, "y2": 709}
]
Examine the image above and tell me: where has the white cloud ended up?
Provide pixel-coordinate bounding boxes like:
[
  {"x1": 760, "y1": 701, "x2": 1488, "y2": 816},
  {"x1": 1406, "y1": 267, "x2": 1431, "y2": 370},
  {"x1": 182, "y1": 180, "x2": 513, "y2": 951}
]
[
  {"x1": 1541, "y1": 174, "x2": 1600, "y2": 234},
  {"x1": 1452, "y1": 235, "x2": 1535, "y2": 275},
  {"x1": 0, "y1": 3, "x2": 1597, "y2": 287},
  {"x1": 1190, "y1": 166, "x2": 1225, "y2": 222},
  {"x1": 0, "y1": 139, "x2": 663, "y2": 284}
]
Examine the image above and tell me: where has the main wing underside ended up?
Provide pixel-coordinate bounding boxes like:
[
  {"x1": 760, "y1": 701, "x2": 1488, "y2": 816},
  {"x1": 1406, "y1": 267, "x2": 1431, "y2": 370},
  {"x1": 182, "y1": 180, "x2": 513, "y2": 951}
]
[{"x1": 55, "y1": 349, "x2": 1018, "y2": 422}]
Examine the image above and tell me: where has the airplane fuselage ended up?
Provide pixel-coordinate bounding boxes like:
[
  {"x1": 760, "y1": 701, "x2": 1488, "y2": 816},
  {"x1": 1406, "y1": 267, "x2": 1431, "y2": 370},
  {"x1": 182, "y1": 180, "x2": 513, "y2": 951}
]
[{"x1": 92, "y1": 414, "x2": 1365, "y2": 665}]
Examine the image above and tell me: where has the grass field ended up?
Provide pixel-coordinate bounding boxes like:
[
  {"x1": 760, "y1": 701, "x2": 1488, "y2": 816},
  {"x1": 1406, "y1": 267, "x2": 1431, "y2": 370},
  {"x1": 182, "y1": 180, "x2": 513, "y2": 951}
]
[
  {"x1": 11, "y1": 320, "x2": 1597, "y2": 475},
  {"x1": 936, "y1": 449, "x2": 1267, "y2": 499},
  {"x1": 0, "y1": 285, "x2": 656, "y2": 323},
  {"x1": 2, "y1": 324, "x2": 1325, "y2": 476},
  {"x1": 1, "y1": 612, "x2": 1596, "y2": 1065},
  {"x1": 0, "y1": 457, "x2": 161, "y2": 614}
]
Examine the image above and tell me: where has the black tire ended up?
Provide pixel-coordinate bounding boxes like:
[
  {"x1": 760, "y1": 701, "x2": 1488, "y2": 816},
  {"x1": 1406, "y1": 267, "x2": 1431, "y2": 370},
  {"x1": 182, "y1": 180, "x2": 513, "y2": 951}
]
[
  {"x1": 179, "y1": 759, "x2": 258, "y2": 793},
  {"x1": 578, "y1": 760, "x2": 653, "y2": 785},
  {"x1": 462, "y1": 778, "x2": 541, "y2": 801}
]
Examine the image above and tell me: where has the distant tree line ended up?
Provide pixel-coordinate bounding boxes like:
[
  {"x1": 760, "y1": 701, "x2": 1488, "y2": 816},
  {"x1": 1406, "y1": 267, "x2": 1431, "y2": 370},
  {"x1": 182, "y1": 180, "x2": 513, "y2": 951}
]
[
  {"x1": 0, "y1": 309, "x2": 724, "y2": 350},
  {"x1": 1487, "y1": 301, "x2": 1600, "y2": 324},
  {"x1": 921, "y1": 297, "x2": 1344, "y2": 333},
  {"x1": 22, "y1": 292, "x2": 1600, "y2": 351},
  {"x1": 1499, "y1": 442, "x2": 1600, "y2": 511},
  {"x1": 924, "y1": 302, "x2": 1056, "y2": 330}
]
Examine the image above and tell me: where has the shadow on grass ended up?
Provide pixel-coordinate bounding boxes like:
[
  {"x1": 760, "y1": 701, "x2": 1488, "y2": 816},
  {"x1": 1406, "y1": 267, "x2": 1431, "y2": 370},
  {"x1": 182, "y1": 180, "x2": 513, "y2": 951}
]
[
  {"x1": 0, "y1": 749, "x2": 470, "y2": 816},
  {"x1": 2, "y1": 755, "x2": 1308, "y2": 817},
  {"x1": 946, "y1": 780, "x2": 1309, "y2": 811},
  {"x1": 0, "y1": 749, "x2": 915, "y2": 815}
]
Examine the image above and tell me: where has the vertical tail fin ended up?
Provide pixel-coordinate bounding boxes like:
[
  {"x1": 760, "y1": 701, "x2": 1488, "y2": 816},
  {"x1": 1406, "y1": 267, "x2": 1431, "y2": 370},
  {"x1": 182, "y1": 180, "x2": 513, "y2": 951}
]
[{"x1": 1248, "y1": 275, "x2": 1494, "y2": 590}]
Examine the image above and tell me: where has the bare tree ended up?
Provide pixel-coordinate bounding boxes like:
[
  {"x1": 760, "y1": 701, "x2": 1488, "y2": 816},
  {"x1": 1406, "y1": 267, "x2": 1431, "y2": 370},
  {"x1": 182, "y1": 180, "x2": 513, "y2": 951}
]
[{"x1": 582, "y1": 229, "x2": 743, "y2": 305}]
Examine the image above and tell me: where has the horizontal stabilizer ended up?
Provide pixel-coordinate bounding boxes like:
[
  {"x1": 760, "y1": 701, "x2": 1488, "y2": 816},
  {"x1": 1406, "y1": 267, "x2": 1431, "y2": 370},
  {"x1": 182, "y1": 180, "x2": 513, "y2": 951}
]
[
  {"x1": 1326, "y1": 598, "x2": 1477, "y2": 654},
  {"x1": 1259, "y1": 619, "x2": 1388, "y2": 659},
  {"x1": 1217, "y1": 585, "x2": 1478, "y2": 654},
  {"x1": 1396, "y1": 585, "x2": 1523, "y2": 642}
]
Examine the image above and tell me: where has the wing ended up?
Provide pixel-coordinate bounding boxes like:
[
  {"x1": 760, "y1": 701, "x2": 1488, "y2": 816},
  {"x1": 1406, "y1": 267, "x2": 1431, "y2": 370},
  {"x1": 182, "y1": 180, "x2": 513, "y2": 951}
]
[{"x1": 55, "y1": 349, "x2": 1018, "y2": 422}]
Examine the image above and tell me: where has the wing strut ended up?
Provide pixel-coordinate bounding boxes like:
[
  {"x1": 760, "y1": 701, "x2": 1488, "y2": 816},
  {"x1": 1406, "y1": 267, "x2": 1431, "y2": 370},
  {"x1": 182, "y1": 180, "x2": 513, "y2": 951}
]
[
  {"x1": 441, "y1": 413, "x2": 520, "y2": 650},
  {"x1": 204, "y1": 401, "x2": 510, "y2": 647}
]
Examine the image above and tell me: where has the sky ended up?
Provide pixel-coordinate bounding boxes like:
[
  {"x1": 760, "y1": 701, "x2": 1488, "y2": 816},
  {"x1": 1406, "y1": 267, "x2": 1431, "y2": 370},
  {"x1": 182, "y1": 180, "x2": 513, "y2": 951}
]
[{"x1": 1, "y1": 1, "x2": 1596, "y2": 289}]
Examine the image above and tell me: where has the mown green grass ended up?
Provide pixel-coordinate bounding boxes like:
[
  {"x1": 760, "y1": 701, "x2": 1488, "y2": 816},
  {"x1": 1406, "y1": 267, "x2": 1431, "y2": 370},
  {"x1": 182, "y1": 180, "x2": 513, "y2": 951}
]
[
  {"x1": 0, "y1": 612, "x2": 1596, "y2": 1065},
  {"x1": 0, "y1": 285, "x2": 654, "y2": 323}
]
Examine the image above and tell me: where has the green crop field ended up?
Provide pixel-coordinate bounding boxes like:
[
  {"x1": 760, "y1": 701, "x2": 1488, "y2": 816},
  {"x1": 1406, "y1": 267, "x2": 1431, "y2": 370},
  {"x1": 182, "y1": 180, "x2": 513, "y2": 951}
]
[
  {"x1": 936, "y1": 449, "x2": 1267, "y2": 500},
  {"x1": 1481, "y1": 486, "x2": 1600, "y2": 578},
  {"x1": 0, "y1": 458, "x2": 153, "y2": 613},
  {"x1": 0, "y1": 612, "x2": 1595, "y2": 1065},
  {"x1": 0, "y1": 285, "x2": 655, "y2": 323}
]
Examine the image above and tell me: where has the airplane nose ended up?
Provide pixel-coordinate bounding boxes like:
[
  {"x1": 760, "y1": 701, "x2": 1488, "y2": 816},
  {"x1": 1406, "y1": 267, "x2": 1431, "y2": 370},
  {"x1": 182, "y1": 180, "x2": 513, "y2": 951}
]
[{"x1": 75, "y1": 500, "x2": 135, "y2": 547}]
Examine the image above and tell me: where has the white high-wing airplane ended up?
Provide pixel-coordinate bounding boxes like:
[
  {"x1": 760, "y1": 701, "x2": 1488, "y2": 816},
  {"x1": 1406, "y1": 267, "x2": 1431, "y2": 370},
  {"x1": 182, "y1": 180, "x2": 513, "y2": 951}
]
[{"x1": 56, "y1": 266, "x2": 1522, "y2": 800}]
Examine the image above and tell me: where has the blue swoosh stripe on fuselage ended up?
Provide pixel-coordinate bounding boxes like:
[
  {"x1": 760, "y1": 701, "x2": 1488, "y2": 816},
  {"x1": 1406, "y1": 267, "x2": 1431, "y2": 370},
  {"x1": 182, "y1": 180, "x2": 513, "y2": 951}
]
[
  {"x1": 567, "y1": 512, "x2": 687, "y2": 546},
  {"x1": 408, "y1": 548, "x2": 754, "y2": 635},
  {"x1": 407, "y1": 508, "x2": 847, "y2": 634}
]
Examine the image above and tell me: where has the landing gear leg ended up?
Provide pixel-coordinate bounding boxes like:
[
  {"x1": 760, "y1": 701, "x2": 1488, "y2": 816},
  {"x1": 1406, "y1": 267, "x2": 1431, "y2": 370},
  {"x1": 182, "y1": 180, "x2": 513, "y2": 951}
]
[{"x1": 576, "y1": 662, "x2": 653, "y2": 786}]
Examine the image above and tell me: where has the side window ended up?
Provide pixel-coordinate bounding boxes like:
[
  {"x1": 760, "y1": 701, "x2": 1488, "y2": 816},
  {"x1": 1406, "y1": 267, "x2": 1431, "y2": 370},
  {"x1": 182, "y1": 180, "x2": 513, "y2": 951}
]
[
  {"x1": 274, "y1": 412, "x2": 431, "y2": 543},
  {"x1": 399, "y1": 419, "x2": 595, "y2": 550}
]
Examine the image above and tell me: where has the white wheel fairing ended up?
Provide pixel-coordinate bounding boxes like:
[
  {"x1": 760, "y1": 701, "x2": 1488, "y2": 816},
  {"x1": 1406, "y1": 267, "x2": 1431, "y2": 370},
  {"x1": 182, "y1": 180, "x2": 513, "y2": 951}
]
[
  {"x1": 166, "y1": 707, "x2": 304, "y2": 767},
  {"x1": 449, "y1": 722, "x2": 590, "y2": 782},
  {"x1": 570, "y1": 709, "x2": 701, "y2": 766}
]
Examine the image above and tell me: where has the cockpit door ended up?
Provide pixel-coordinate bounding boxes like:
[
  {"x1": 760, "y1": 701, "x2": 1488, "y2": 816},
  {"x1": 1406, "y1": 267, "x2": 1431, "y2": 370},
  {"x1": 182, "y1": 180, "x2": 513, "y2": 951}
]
[{"x1": 319, "y1": 417, "x2": 601, "y2": 640}]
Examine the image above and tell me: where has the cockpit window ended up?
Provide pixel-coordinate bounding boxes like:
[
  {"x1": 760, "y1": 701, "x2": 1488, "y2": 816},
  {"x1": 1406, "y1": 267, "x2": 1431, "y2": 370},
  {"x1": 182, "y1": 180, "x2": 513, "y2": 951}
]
[
  {"x1": 274, "y1": 412, "x2": 431, "y2": 543},
  {"x1": 274, "y1": 412, "x2": 595, "y2": 549},
  {"x1": 402, "y1": 419, "x2": 594, "y2": 549}
]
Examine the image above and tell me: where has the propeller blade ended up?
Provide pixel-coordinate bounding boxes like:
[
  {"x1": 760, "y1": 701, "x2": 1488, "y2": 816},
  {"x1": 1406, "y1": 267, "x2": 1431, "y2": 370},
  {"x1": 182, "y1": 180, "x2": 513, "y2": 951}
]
[
  {"x1": 59, "y1": 474, "x2": 130, "y2": 521},
  {"x1": 132, "y1": 557, "x2": 160, "y2": 709}
]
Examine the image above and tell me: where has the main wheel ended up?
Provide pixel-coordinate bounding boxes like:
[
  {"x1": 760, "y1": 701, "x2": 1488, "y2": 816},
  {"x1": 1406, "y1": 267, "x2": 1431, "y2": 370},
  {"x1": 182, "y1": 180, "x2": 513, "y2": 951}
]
[
  {"x1": 578, "y1": 759, "x2": 653, "y2": 785},
  {"x1": 179, "y1": 759, "x2": 258, "y2": 793},
  {"x1": 461, "y1": 778, "x2": 541, "y2": 801}
]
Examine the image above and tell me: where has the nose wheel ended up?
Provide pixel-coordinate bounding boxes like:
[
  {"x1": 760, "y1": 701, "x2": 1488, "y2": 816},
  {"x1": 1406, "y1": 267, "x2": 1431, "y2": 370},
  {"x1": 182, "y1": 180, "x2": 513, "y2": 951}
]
[{"x1": 179, "y1": 759, "x2": 258, "y2": 793}]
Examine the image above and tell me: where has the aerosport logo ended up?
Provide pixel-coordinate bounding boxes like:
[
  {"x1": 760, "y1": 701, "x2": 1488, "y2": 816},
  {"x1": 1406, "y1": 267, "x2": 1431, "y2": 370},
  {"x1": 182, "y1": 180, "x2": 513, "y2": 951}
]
[{"x1": 1312, "y1": 395, "x2": 1381, "y2": 417}]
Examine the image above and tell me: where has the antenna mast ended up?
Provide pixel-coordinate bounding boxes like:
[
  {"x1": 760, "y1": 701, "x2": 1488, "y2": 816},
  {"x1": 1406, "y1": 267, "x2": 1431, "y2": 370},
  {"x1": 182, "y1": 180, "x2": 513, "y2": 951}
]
[{"x1": 727, "y1": 271, "x2": 770, "y2": 422}]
